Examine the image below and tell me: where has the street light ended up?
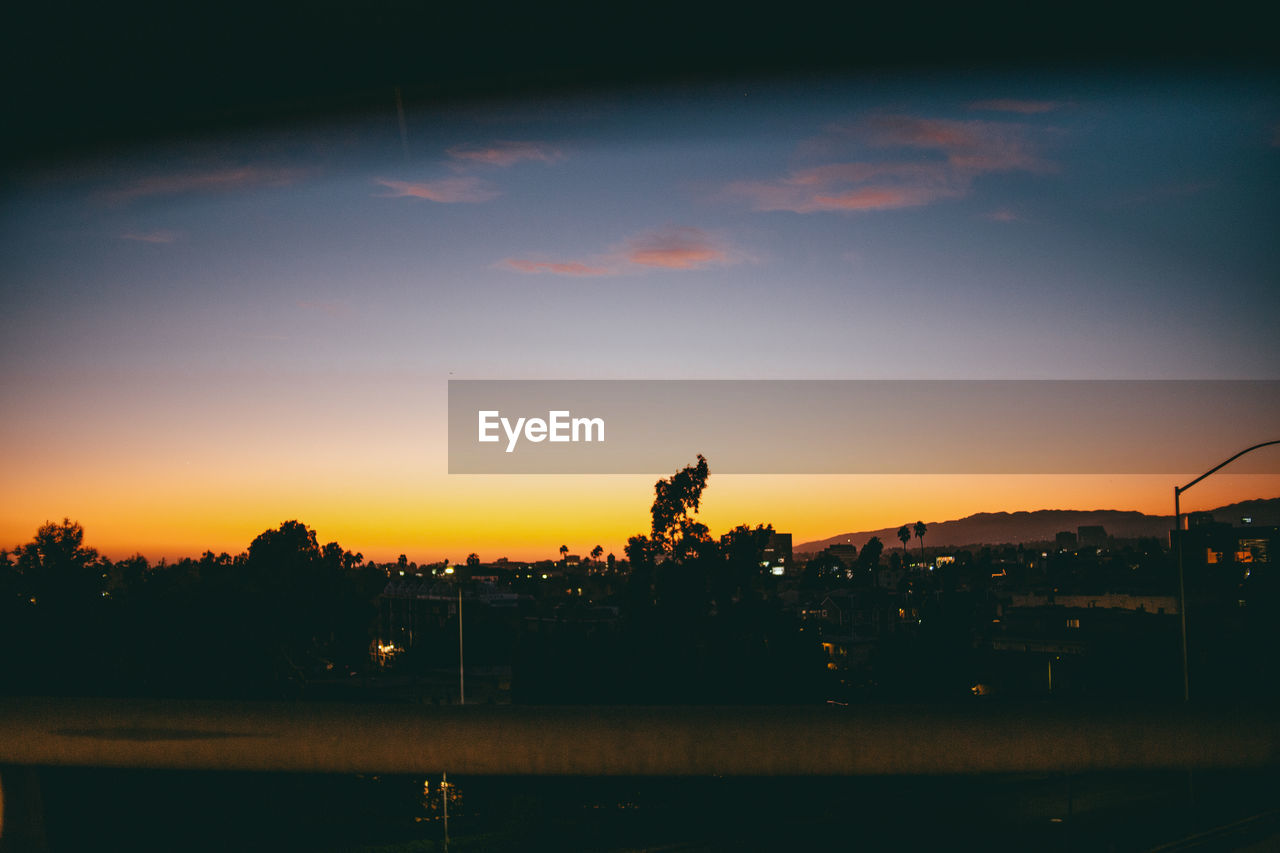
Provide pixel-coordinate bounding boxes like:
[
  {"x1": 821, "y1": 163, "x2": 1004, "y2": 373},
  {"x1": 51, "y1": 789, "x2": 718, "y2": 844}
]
[{"x1": 1174, "y1": 439, "x2": 1280, "y2": 702}]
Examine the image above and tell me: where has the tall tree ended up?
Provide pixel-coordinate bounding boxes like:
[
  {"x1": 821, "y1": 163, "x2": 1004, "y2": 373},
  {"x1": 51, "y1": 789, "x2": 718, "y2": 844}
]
[
  {"x1": 648, "y1": 453, "x2": 711, "y2": 560},
  {"x1": 858, "y1": 536, "x2": 885, "y2": 588},
  {"x1": 590, "y1": 545, "x2": 603, "y2": 566},
  {"x1": 914, "y1": 520, "x2": 927, "y2": 565},
  {"x1": 897, "y1": 525, "x2": 911, "y2": 570},
  {"x1": 559, "y1": 544, "x2": 569, "y2": 563}
]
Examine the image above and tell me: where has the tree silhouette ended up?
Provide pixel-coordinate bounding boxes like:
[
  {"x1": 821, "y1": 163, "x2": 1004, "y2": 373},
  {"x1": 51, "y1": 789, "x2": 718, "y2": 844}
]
[
  {"x1": 858, "y1": 536, "x2": 885, "y2": 588},
  {"x1": 897, "y1": 525, "x2": 912, "y2": 571},
  {"x1": 233, "y1": 520, "x2": 372, "y2": 694},
  {"x1": 322, "y1": 541, "x2": 363, "y2": 573},
  {"x1": 646, "y1": 453, "x2": 712, "y2": 561},
  {"x1": 590, "y1": 544, "x2": 603, "y2": 566},
  {"x1": 559, "y1": 544, "x2": 568, "y2": 563},
  {"x1": 15, "y1": 518, "x2": 105, "y2": 608},
  {"x1": 6, "y1": 520, "x2": 109, "y2": 692},
  {"x1": 716, "y1": 523, "x2": 775, "y2": 604},
  {"x1": 914, "y1": 520, "x2": 927, "y2": 565},
  {"x1": 803, "y1": 552, "x2": 845, "y2": 587},
  {"x1": 466, "y1": 553, "x2": 480, "y2": 567},
  {"x1": 523, "y1": 455, "x2": 824, "y2": 704}
]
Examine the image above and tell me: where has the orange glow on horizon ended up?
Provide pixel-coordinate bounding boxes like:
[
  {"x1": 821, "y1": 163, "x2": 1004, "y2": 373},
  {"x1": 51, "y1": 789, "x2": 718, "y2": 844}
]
[{"x1": 3, "y1": 471, "x2": 1277, "y2": 564}]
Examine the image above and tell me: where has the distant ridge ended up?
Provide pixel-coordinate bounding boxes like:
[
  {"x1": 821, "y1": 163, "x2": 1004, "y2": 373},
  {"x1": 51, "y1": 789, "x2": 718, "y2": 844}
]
[{"x1": 795, "y1": 497, "x2": 1280, "y2": 553}]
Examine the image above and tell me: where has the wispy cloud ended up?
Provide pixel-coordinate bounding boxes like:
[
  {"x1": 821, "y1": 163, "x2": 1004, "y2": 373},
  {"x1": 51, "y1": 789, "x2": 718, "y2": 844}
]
[
  {"x1": 447, "y1": 141, "x2": 563, "y2": 167},
  {"x1": 730, "y1": 162, "x2": 959, "y2": 213},
  {"x1": 624, "y1": 226, "x2": 732, "y2": 269},
  {"x1": 857, "y1": 114, "x2": 1049, "y2": 172},
  {"x1": 731, "y1": 113, "x2": 1050, "y2": 215},
  {"x1": 120, "y1": 229, "x2": 182, "y2": 243},
  {"x1": 103, "y1": 166, "x2": 305, "y2": 204},
  {"x1": 374, "y1": 177, "x2": 498, "y2": 203},
  {"x1": 983, "y1": 209, "x2": 1020, "y2": 222},
  {"x1": 501, "y1": 226, "x2": 740, "y2": 277},
  {"x1": 968, "y1": 99, "x2": 1062, "y2": 114},
  {"x1": 501, "y1": 259, "x2": 616, "y2": 277}
]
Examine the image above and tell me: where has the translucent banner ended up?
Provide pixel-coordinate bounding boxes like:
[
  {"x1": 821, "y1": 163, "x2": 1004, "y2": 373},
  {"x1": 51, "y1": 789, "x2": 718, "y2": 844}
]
[{"x1": 447, "y1": 380, "x2": 1280, "y2": 474}]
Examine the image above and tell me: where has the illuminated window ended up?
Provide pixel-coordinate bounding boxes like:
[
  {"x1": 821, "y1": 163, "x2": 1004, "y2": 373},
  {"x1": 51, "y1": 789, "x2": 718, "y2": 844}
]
[
  {"x1": 1066, "y1": 618, "x2": 1080, "y2": 629},
  {"x1": 1238, "y1": 539, "x2": 1268, "y2": 562}
]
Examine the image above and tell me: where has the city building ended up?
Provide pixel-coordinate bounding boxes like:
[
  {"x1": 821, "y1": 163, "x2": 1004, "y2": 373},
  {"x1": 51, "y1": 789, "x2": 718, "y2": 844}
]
[{"x1": 763, "y1": 532, "x2": 793, "y2": 576}]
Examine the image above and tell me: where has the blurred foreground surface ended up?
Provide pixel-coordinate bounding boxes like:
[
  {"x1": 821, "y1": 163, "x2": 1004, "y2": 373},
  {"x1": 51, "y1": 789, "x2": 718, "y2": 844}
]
[{"x1": 14, "y1": 767, "x2": 1280, "y2": 852}]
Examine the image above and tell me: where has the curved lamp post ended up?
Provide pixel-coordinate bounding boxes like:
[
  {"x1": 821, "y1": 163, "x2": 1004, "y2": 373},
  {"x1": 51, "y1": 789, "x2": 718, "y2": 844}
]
[{"x1": 1175, "y1": 439, "x2": 1280, "y2": 701}]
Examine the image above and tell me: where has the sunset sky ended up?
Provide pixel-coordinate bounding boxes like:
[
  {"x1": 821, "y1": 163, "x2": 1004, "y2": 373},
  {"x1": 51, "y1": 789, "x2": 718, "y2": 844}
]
[{"x1": 3, "y1": 71, "x2": 1278, "y2": 561}]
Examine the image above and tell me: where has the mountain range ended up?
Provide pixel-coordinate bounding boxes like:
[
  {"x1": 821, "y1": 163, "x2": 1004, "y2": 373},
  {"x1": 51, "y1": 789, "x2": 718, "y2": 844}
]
[{"x1": 795, "y1": 497, "x2": 1280, "y2": 553}]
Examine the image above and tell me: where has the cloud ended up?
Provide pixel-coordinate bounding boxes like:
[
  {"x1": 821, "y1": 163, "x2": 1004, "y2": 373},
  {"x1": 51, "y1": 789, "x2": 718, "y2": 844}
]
[
  {"x1": 730, "y1": 113, "x2": 1050, "y2": 215},
  {"x1": 501, "y1": 226, "x2": 740, "y2": 277},
  {"x1": 968, "y1": 99, "x2": 1062, "y2": 114},
  {"x1": 624, "y1": 226, "x2": 730, "y2": 269},
  {"x1": 374, "y1": 177, "x2": 498, "y2": 203},
  {"x1": 729, "y1": 161, "x2": 961, "y2": 213},
  {"x1": 447, "y1": 141, "x2": 563, "y2": 167},
  {"x1": 500, "y1": 259, "x2": 615, "y2": 277},
  {"x1": 104, "y1": 166, "x2": 305, "y2": 204},
  {"x1": 858, "y1": 114, "x2": 1049, "y2": 172},
  {"x1": 983, "y1": 209, "x2": 1020, "y2": 222},
  {"x1": 120, "y1": 229, "x2": 182, "y2": 243}
]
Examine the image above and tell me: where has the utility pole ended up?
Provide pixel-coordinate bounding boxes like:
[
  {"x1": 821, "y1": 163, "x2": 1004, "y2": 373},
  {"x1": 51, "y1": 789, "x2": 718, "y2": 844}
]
[
  {"x1": 442, "y1": 771, "x2": 449, "y2": 852},
  {"x1": 1174, "y1": 440, "x2": 1279, "y2": 702},
  {"x1": 458, "y1": 586, "x2": 465, "y2": 706}
]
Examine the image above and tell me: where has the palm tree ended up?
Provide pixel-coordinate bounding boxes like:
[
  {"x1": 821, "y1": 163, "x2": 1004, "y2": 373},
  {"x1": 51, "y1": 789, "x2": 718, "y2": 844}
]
[
  {"x1": 559, "y1": 544, "x2": 568, "y2": 563},
  {"x1": 913, "y1": 521, "x2": 927, "y2": 566},
  {"x1": 897, "y1": 525, "x2": 911, "y2": 569},
  {"x1": 590, "y1": 545, "x2": 603, "y2": 568}
]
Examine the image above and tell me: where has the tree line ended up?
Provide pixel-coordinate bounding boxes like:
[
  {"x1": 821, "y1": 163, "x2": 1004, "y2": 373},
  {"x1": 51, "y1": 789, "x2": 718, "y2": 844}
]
[{"x1": 0, "y1": 519, "x2": 382, "y2": 698}]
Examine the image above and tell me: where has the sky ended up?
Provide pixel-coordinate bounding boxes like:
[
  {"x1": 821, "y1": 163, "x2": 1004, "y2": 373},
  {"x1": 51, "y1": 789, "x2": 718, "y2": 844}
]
[{"x1": 2, "y1": 70, "x2": 1278, "y2": 561}]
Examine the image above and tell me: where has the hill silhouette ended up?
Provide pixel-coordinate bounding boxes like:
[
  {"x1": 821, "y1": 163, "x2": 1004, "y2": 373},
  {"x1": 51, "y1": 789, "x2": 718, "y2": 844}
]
[{"x1": 796, "y1": 497, "x2": 1280, "y2": 553}]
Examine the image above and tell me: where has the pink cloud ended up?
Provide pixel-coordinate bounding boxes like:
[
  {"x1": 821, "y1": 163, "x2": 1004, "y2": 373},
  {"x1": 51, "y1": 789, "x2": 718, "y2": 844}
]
[
  {"x1": 983, "y1": 209, "x2": 1019, "y2": 222},
  {"x1": 808, "y1": 186, "x2": 944, "y2": 211},
  {"x1": 968, "y1": 99, "x2": 1062, "y2": 114},
  {"x1": 120, "y1": 229, "x2": 182, "y2": 243},
  {"x1": 728, "y1": 162, "x2": 960, "y2": 213},
  {"x1": 731, "y1": 113, "x2": 1050, "y2": 215},
  {"x1": 501, "y1": 226, "x2": 740, "y2": 277},
  {"x1": 861, "y1": 115, "x2": 1048, "y2": 173},
  {"x1": 624, "y1": 226, "x2": 729, "y2": 269},
  {"x1": 447, "y1": 141, "x2": 563, "y2": 167},
  {"x1": 104, "y1": 166, "x2": 305, "y2": 204},
  {"x1": 500, "y1": 259, "x2": 615, "y2": 276},
  {"x1": 374, "y1": 177, "x2": 498, "y2": 203}
]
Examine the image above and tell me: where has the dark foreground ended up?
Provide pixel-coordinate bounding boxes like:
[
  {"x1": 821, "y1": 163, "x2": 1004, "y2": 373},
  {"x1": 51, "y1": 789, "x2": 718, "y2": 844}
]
[{"x1": 13, "y1": 767, "x2": 1280, "y2": 852}]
